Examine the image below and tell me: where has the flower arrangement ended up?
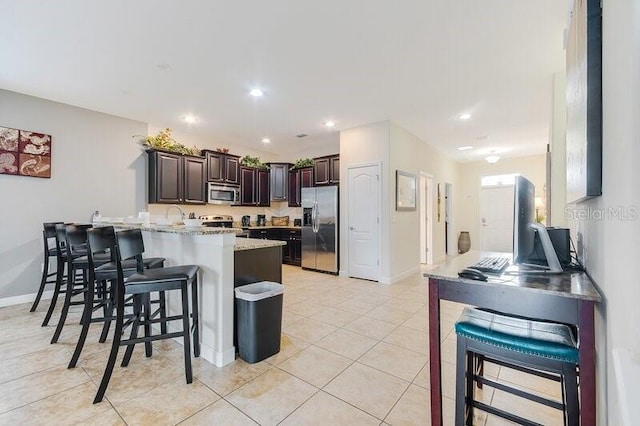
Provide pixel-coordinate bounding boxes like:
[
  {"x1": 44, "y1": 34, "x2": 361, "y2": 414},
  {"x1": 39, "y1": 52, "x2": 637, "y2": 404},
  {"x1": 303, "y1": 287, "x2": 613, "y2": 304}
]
[
  {"x1": 290, "y1": 158, "x2": 314, "y2": 170},
  {"x1": 240, "y1": 155, "x2": 269, "y2": 170},
  {"x1": 135, "y1": 128, "x2": 201, "y2": 156}
]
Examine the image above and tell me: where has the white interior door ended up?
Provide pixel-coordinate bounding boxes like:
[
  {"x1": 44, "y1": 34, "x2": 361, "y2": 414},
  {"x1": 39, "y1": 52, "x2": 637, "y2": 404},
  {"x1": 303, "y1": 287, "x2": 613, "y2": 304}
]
[
  {"x1": 479, "y1": 185, "x2": 514, "y2": 252},
  {"x1": 348, "y1": 164, "x2": 380, "y2": 281}
]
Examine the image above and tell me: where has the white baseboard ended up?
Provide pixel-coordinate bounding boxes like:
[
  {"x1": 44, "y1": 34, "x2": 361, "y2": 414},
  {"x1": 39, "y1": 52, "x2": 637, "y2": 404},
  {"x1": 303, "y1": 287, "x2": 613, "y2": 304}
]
[
  {"x1": 0, "y1": 290, "x2": 53, "y2": 308},
  {"x1": 379, "y1": 266, "x2": 421, "y2": 285}
]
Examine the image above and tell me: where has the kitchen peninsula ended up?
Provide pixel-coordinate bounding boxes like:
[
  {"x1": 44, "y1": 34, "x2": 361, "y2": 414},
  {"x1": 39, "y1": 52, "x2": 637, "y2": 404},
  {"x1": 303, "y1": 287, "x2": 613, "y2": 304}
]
[{"x1": 110, "y1": 223, "x2": 285, "y2": 367}]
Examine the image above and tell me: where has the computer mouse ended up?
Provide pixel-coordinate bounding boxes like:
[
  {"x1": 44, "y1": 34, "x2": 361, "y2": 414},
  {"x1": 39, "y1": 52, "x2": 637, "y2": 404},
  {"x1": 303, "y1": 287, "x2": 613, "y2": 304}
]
[{"x1": 458, "y1": 268, "x2": 488, "y2": 281}]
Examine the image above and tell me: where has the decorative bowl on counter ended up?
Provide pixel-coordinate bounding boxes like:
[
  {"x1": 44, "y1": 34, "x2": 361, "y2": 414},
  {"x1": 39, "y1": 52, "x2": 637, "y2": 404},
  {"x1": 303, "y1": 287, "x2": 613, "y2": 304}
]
[
  {"x1": 183, "y1": 218, "x2": 203, "y2": 228},
  {"x1": 155, "y1": 217, "x2": 178, "y2": 227}
]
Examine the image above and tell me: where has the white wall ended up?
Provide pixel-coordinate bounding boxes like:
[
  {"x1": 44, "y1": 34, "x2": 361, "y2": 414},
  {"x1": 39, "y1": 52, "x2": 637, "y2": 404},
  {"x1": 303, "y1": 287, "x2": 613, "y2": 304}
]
[
  {"x1": 549, "y1": 73, "x2": 567, "y2": 227},
  {"x1": 339, "y1": 121, "x2": 458, "y2": 283},
  {"x1": 456, "y1": 154, "x2": 546, "y2": 251},
  {"x1": 340, "y1": 121, "x2": 390, "y2": 280},
  {"x1": 389, "y1": 123, "x2": 457, "y2": 274},
  {"x1": 575, "y1": 0, "x2": 640, "y2": 423},
  {"x1": 0, "y1": 89, "x2": 148, "y2": 300}
]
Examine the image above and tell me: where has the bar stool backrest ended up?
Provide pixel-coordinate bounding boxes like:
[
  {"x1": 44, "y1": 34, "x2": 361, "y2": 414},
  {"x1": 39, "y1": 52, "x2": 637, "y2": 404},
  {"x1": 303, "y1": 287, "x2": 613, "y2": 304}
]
[
  {"x1": 54, "y1": 223, "x2": 71, "y2": 257},
  {"x1": 43, "y1": 222, "x2": 63, "y2": 245},
  {"x1": 64, "y1": 224, "x2": 93, "y2": 258},
  {"x1": 115, "y1": 229, "x2": 146, "y2": 272},
  {"x1": 86, "y1": 226, "x2": 119, "y2": 281}
]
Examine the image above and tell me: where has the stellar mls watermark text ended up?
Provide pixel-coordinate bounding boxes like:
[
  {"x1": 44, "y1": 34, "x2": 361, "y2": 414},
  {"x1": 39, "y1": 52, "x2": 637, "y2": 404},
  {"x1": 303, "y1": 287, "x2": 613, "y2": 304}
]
[{"x1": 565, "y1": 206, "x2": 638, "y2": 221}]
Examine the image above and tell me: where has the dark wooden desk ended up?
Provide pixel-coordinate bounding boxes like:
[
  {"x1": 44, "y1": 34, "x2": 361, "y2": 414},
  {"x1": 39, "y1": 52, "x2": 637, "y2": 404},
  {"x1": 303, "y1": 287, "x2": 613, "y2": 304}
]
[{"x1": 425, "y1": 251, "x2": 601, "y2": 425}]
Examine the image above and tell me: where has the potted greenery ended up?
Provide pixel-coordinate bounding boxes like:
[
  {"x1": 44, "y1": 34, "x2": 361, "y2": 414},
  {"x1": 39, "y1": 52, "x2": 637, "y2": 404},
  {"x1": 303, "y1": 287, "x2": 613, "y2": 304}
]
[
  {"x1": 290, "y1": 158, "x2": 314, "y2": 170},
  {"x1": 135, "y1": 128, "x2": 201, "y2": 156},
  {"x1": 240, "y1": 155, "x2": 269, "y2": 170}
]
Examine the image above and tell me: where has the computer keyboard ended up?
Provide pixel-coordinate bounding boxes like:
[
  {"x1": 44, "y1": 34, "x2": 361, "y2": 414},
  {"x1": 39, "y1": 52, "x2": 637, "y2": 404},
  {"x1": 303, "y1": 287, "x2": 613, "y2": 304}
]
[{"x1": 470, "y1": 256, "x2": 510, "y2": 274}]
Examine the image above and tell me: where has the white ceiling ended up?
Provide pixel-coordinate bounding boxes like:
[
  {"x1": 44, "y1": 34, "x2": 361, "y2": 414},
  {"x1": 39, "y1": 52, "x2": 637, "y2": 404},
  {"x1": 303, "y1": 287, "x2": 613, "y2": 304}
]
[{"x1": 0, "y1": 0, "x2": 567, "y2": 161}]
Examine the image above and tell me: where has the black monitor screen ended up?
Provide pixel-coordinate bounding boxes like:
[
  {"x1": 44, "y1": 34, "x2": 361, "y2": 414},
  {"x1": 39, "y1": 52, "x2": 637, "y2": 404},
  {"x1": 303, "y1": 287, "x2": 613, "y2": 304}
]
[{"x1": 513, "y1": 176, "x2": 536, "y2": 264}]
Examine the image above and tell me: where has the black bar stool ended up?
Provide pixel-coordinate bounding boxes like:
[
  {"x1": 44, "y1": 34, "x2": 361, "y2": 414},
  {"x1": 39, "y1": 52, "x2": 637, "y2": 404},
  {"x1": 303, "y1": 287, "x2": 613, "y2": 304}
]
[
  {"x1": 31, "y1": 222, "x2": 64, "y2": 312},
  {"x1": 50, "y1": 224, "x2": 112, "y2": 344},
  {"x1": 67, "y1": 226, "x2": 165, "y2": 368},
  {"x1": 91, "y1": 228, "x2": 200, "y2": 404},
  {"x1": 455, "y1": 307, "x2": 579, "y2": 426},
  {"x1": 41, "y1": 223, "x2": 73, "y2": 327}
]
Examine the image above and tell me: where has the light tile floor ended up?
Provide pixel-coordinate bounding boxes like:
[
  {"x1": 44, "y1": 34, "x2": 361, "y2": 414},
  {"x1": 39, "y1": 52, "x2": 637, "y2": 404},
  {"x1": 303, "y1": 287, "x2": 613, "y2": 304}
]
[{"x1": 0, "y1": 265, "x2": 564, "y2": 425}]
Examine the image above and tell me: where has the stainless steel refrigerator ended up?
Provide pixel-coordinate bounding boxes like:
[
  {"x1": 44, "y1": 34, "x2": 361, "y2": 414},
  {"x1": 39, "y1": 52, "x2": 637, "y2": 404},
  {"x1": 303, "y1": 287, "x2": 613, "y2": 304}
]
[{"x1": 301, "y1": 186, "x2": 338, "y2": 274}]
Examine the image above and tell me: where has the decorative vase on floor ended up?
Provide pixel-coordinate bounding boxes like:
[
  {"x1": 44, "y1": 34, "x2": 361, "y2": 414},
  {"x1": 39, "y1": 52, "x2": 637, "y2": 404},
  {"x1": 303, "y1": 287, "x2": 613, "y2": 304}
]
[{"x1": 458, "y1": 231, "x2": 471, "y2": 254}]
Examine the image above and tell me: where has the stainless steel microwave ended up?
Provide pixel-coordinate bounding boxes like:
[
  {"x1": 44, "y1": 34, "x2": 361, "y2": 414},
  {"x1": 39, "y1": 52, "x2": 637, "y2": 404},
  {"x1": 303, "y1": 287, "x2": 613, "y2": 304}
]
[{"x1": 207, "y1": 183, "x2": 240, "y2": 205}]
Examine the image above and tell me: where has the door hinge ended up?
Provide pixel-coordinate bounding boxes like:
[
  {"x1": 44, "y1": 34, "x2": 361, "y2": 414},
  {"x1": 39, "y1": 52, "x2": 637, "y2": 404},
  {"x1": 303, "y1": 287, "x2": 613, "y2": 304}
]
[
  {"x1": 376, "y1": 174, "x2": 379, "y2": 181},
  {"x1": 377, "y1": 259, "x2": 380, "y2": 266}
]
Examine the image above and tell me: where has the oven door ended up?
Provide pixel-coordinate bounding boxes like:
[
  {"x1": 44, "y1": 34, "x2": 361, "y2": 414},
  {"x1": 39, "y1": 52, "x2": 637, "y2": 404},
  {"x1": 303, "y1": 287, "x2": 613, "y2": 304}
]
[{"x1": 207, "y1": 184, "x2": 239, "y2": 205}]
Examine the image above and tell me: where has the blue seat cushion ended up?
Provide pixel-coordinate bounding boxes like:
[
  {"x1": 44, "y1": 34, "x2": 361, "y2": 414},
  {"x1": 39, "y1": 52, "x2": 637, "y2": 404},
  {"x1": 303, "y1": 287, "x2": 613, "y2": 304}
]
[{"x1": 455, "y1": 307, "x2": 579, "y2": 364}]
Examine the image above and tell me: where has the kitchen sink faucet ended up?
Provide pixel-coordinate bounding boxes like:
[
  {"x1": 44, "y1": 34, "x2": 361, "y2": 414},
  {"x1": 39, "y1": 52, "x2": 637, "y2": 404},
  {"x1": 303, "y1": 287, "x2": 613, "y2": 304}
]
[{"x1": 166, "y1": 204, "x2": 185, "y2": 220}]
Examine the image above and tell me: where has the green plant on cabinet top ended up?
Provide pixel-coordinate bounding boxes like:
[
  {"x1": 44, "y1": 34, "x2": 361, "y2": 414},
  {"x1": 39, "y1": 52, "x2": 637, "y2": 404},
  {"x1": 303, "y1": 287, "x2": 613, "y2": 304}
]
[
  {"x1": 290, "y1": 158, "x2": 314, "y2": 170},
  {"x1": 240, "y1": 155, "x2": 269, "y2": 170},
  {"x1": 135, "y1": 128, "x2": 202, "y2": 156}
]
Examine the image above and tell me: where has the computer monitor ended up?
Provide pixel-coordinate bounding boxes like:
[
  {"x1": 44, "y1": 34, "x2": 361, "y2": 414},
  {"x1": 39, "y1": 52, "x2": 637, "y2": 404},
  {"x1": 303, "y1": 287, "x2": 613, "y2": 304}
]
[{"x1": 512, "y1": 176, "x2": 563, "y2": 273}]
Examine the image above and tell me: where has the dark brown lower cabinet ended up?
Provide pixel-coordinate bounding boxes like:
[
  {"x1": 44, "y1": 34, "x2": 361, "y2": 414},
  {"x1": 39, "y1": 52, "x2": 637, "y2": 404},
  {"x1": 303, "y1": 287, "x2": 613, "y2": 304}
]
[{"x1": 281, "y1": 229, "x2": 301, "y2": 266}]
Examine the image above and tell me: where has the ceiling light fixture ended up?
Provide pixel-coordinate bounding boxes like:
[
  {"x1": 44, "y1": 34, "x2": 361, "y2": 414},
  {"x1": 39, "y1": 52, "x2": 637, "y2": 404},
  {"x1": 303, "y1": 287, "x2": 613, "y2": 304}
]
[
  {"x1": 324, "y1": 120, "x2": 335, "y2": 128},
  {"x1": 457, "y1": 145, "x2": 473, "y2": 151},
  {"x1": 458, "y1": 113, "x2": 471, "y2": 121},
  {"x1": 261, "y1": 137, "x2": 270, "y2": 143},
  {"x1": 250, "y1": 88, "x2": 263, "y2": 97},
  {"x1": 182, "y1": 114, "x2": 198, "y2": 124},
  {"x1": 485, "y1": 155, "x2": 500, "y2": 164}
]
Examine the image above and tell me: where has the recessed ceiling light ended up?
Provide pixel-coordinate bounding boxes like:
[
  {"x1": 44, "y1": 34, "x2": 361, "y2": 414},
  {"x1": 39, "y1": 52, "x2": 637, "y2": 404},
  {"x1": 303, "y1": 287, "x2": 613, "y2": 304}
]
[
  {"x1": 457, "y1": 145, "x2": 473, "y2": 151},
  {"x1": 250, "y1": 88, "x2": 263, "y2": 97},
  {"x1": 261, "y1": 137, "x2": 270, "y2": 143},
  {"x1": 324, "y1": 120, "x2": 335, "y2": 128},
  {"x1": 485, "y1": 155, "x2": 500, "y2": 164},
  {"x1": 182, "y1": 114, "x2": 198, "y2": 124},
  {"x1": 458, "y1": 113, "x2": 471, "y2": 121}
]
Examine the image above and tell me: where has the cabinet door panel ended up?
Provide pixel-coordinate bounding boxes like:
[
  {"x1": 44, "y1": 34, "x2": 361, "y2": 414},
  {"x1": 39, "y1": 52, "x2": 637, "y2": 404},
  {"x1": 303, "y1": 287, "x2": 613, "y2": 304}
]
[
  {"x1": 288, "y1": 170, "x2": 300, "y2": 207},
  {"x1": 270, "y1": 164, "x2": 289, "y2": 201},
  {"x1": 206, "y1": 152, "x2": 223, "y2": 182},
  {"x1": 157, "y1": 152, "x2": 182, "y2": 203},
  {"x1": 240, "y1": 167, "x2": 256, "y2": 205},
  {"x1": 257, "y1": 170, "x2": 270, "y2": 206},
  {"x1": 301, "y1": 167, "x2": 314, "y2": 188},
  {"x1": 225, "y1": 156, "x2": 240, "y2": 184},
  {"x1": 184, "y1": 157, "x2": 206, "y2": 204},
  {"x1": 314, "y1": 158, "x2": 330, "y2": 185},
  {"x1": 331, "y1": 157, "x2": 340, "y2": 183}
]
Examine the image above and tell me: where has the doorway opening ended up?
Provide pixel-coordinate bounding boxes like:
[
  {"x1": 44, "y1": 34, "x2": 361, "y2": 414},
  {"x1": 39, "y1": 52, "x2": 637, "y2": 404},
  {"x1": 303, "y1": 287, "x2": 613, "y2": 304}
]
[
  {"x1": 419, "y1": 173, "x2": 434, "y2": 264},
  {"x1": 479, "y1": 174, "x2": 518, "y2": 252},
  {"x1": 444, "y1": 182, "x2": 453, "y2": 255}
]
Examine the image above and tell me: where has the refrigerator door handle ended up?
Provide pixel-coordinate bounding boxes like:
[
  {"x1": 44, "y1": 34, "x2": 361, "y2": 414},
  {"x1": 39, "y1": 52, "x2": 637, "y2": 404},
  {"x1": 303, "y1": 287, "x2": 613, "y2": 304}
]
[{"x1": 313, "y1": 201, "x2": 319, "y2": 233}]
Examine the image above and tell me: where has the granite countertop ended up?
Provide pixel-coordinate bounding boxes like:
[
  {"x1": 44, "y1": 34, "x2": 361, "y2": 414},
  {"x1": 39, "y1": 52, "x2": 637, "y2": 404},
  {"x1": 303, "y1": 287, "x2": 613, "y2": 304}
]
[
  {"x1": 243, "y1": 226, "x2": 302, "y2": 230},
  {"x1": 234, "y1": 238, "x2": 287, "y2": 251},
  {"x1": 101, "y1": 222, "x2": 239, "y2": 235},
  {"x1": 424, "y1": 251, "x2": 602, "y2": 302}
]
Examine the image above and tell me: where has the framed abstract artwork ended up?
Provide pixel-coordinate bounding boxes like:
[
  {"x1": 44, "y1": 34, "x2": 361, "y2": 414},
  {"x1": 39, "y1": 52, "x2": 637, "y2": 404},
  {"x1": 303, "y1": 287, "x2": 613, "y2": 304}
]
[
  {"x1": 396, "y1": 170, "x2": 416, "y2": 211},
  {"x1": 0, "y1": 126, "x2": 52, "y2": 178}
]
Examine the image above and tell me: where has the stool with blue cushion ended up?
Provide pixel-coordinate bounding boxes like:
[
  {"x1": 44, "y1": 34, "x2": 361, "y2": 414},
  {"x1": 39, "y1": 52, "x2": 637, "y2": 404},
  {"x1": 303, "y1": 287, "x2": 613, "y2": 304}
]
[{"x1": 455, "y1": 307, "x2": 579, "y2": 426}]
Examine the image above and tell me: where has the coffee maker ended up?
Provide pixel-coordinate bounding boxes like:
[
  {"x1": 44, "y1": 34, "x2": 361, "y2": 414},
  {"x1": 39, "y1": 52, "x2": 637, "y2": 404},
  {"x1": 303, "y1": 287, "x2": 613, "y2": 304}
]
[
  {"x1": 256, "y1": 214, "x2": 266, "y2": 226},
  {"x1": 241, "y1": 215, "x2": 251, "y2": 227}
]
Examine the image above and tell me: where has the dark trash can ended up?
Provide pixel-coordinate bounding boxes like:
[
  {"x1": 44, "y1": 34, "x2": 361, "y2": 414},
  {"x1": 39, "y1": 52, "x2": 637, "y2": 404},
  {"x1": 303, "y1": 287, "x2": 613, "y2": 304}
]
[{"x1": 235, "y1": 281, "x2": 284, "y2": 363}]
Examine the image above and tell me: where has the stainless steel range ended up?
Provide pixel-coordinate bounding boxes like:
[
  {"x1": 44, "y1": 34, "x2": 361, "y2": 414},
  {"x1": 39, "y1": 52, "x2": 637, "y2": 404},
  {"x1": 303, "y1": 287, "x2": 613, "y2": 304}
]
[{"x1": 199, "y1": 215, "x2": 234, "y2": 228}]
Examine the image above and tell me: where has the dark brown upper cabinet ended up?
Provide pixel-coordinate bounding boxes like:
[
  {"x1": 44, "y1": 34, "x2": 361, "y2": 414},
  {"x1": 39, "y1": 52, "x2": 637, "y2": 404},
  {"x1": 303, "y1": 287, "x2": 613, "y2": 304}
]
[
  {"x1": 148, "y1": 150, "x2": 206, "y2": 204},
  {"x1": 313, "y1": 154, "x2": 339, "y2": 186},
  {"x1": 240, "y1": 166, "x2": 270, "y2": 207},
  {"x1": 288, "y1": 167, "x2": 314, "y2": 207},
  {"x1": 204, "y1": 150, "x2": 240, "y2": 185},
  {"x1": 268, "y1": 163, "x2": 292, "y2": 202}
]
